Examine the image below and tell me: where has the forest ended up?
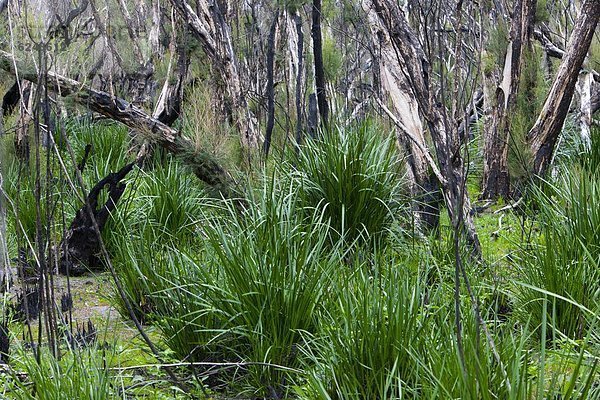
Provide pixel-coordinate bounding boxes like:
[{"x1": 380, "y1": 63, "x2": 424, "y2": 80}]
[{"x1": 0, "y1": 0, "x2": 599, "y2": 398}]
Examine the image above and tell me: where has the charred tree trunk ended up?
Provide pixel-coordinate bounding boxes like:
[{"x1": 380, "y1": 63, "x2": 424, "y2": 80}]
[
  {"x1": 312, "y1": 0, "x2": 329, "y2": 131},
  {"x1": 294, "y1": 11, "x2": 305, "y2": 146},
  {"x1": 263, "y1": 11, "x2": 279, "y2": 158},
  {"x1": 308, "y1": 93, "x2": 318, "y2": 138},
  {"x1": 481, "y1": 0, "x2": 536, "y2": 200},
  {"x1": 59, "y1": 163, "x2": 135, "y2": 276},
  {"x1": 2, "y1": 81, "x2": 20, "y2": 116},
  {"x1": 527, "y1": 0, "x2": 600, "y2": 176}
]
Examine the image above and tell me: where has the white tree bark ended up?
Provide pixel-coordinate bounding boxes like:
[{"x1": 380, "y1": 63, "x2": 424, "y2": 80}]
[
  {"x1": 577, "y1": 71, "x2": 593, "y2": 149},
  {"x1": 363, "y1": 0, "x2": 442, "y2": 230}
]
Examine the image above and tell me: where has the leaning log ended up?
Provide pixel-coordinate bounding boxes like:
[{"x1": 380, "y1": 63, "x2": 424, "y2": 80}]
[{"x1": 0, "y1": 50, "x2": 239, "y2": 199}]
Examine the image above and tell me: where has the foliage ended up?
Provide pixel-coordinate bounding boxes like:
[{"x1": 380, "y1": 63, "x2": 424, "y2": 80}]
[
  {"x1": 322, "y1": 35, "x2": 343, "y2": 81},
  {"x1": 508, "y1": 47, "x2": 548, "y2": 182},
  {"x1": 143, "y1": 177, "x2": 339, "y2": 396}
]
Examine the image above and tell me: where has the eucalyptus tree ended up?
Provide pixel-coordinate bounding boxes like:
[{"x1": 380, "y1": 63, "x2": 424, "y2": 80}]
[
  {"x1": 528, "y1": 0, "x2": 600, "y2": 176},
  {"x1": 362, "y1": 0, "x2": 442, "y2": 231},
  {"x1": 481, "y1": 0, "x2": 537, "y2": 199},
  {"x1": 170, "y1": 0, "x2": 260, "y2": 153},
  {"x1": 369, "y1": 0, "x2": 483, "y2": 254}
]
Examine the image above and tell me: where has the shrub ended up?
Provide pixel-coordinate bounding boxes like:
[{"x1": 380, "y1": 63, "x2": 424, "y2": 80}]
[{"x1": 153, "y1": 177, "x2": 338, "y2": 397}]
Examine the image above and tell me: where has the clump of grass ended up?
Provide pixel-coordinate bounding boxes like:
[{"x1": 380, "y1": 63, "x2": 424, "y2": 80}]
[
  {"x1": 109, "y1": 225, "x2": 169, "y2": 324},
  {"x1": 300, "y1": 260, "x2": 427, "y2": 399},
  {"x1": 291, "y1": 123, "x2": 405, "y2": 248},
  {"x1": 68, "y1": 120, "x2": 130, "y2": 182},
  {"x1": 416, "y1": 306, "x2": 599, "y2": 399},
  {"x1": 151, "y1": 177, "x2": 338, "y2": 397},
  {"x1": 514, "y1": 165, "x2": 600, "y2": 340},
  {"x1": 141, "y1": 158, "x2": 204, "y2": 238},
  {"x1": 6, "y1": 346, "x2": 118, "y2": 400}
]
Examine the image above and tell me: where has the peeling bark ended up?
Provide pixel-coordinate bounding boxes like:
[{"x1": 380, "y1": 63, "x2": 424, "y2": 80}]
[
  {"x1": 293, "y1": 11, "x2": 305, "y2": 146},
  {"x1": 577, "y1": 71, "x2": 593, "y2": 149},
  {"x1": 170, "y1": 0, "x2": 259, "y2": 151},
  {"x1": 363, "y1": 1, "x2": 440, "y2": 231},
  {"x1": 371, "y1": 0, "x2": 481, "y2": 255}
]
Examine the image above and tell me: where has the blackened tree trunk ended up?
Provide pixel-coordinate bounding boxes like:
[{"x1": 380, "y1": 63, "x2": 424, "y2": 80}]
[
  {"x1": 1, "y1": 81, "x2": 20, "y2": 116},
  {"x1": 59, "y1": 163, "x2": 135, "y2": 276},
  {"x1": 528, "y1": 0, "x2": 600, "y2": 176},
  {"x1": 294, "y1": 11, "x2": 305, "y2": 146},
  {"x1": 312, "y1": 0, "x2": 329, "y2": 130},
  {"x1": 263, "y1": 11, "x2": 279, "y2": 158}
]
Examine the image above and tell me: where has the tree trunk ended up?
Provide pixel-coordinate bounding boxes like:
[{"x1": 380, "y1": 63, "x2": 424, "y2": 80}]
[
  {"x1": 312, "y1": 0, "x2": 329, "y2": 131},
  {"x1": 371, "y1": 0, "x2": 481, "y2": 256},
  {"x1": 59, "y1": 163, "x2": 135, "y2": 276},
  {"x1": 15, "y1": 82, "x2": 33, "y2": 162},
  {"x1": 576, "y1": 71, "x2": 593, "y2": 149},
  {"x1": 170, "y1": 0, "x2": 259, "y2": 151},
  {"x1": 527, "y1": 0, "x2": 600, "y2": 176},
  {"x1": 0, "y1": 175, "x2": 8, "y2": 285},
  {"x1": 1, "y1": 81, "x2": 20, "y2": 116},
  {"x1": 481, "y1": 0, "x2": 536, "y2": 200},
  {"x1": 293, "y1": 11, "x2": 305, "y2": 146},
  {"x1": 363, "y1": 0, "x2": 440, "y2": 231},
  {"x1": 152, "y1": 22, "x2": 189, "y2": 126},
  {"x1": 263, "y1": 11, "x2": 279, "y2": 158}
]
